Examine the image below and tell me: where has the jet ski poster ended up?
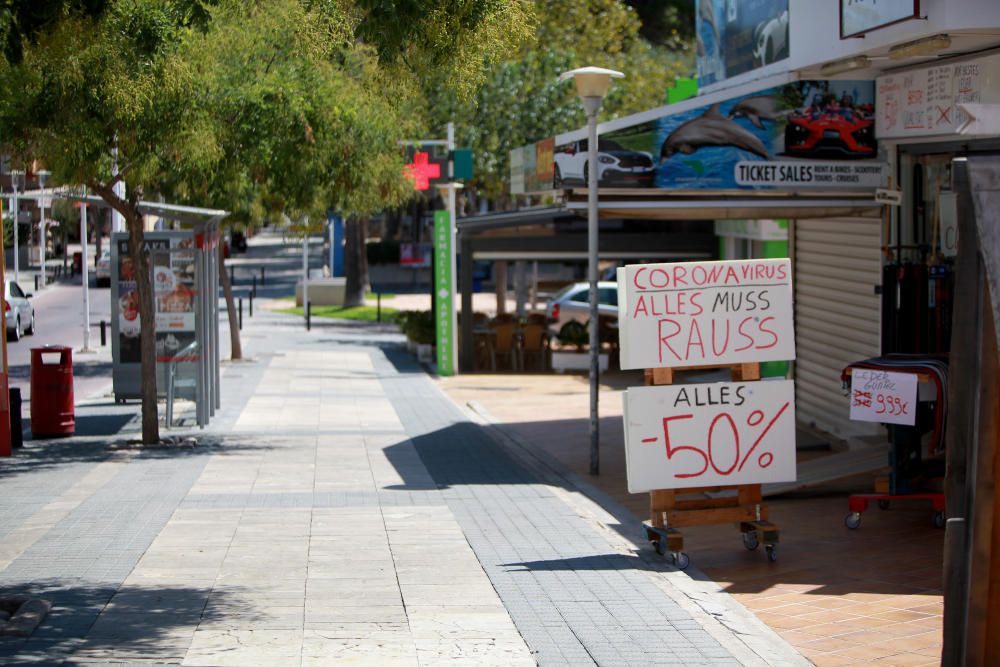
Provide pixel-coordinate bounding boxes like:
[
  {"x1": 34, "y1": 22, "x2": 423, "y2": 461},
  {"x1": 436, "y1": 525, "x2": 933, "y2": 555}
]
[{"x1": 597, "y1": 79, "x2": 885, "y2": 191}]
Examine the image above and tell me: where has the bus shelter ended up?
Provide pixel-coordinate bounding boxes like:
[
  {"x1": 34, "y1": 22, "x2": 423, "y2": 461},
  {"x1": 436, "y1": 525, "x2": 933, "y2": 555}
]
[{"x1": 89, "y1": 201, "x2": 226, "y2": 428}]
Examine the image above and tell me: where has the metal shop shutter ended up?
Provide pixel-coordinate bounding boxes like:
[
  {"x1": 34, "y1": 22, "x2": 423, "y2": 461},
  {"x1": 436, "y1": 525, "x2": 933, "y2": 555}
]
[{"x1": 794, "y1": 217, "x2": 882, "y2": 439}]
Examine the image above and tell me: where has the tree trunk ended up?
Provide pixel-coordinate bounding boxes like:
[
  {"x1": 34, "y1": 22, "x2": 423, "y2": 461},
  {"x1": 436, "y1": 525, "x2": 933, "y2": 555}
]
[
  {"x1": 124, "y1": 208, "x2": 160, "y2": 445},
  {"x1": 343, "y1": 216, "x2": 369, "y2": 307},
  {"x1": 219, "y1": 242, "x2": 242, "y2": 360}
]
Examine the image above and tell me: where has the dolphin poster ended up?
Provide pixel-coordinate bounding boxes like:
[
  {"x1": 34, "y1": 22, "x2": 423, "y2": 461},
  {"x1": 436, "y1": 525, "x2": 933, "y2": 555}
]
[{"x1": 548, "y1": 79, "x2": 885, "y2": 192}]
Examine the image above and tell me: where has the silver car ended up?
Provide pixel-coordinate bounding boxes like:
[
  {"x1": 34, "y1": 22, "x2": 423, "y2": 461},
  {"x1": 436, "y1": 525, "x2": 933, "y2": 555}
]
[
  {"x1": 545, "y1": 281, "x2": 619, "y2": 338},
  {"x1": 5, "y1": 280, "x2": 35, "y2": 341}
]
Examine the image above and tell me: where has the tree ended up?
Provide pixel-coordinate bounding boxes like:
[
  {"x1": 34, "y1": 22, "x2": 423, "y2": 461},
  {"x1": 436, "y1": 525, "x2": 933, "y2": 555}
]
[
  {"x1": 0, "y1": 0, "x2": 533, "y2": 443},
  {"x1": 425, "y1": 0, "x2": 693, "y2": 199}
]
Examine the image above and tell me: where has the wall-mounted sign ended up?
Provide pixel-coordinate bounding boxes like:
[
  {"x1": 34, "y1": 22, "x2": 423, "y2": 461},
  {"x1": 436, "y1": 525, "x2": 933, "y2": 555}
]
[
  {"x1": 876, "y1": 53, "x2": 1000, "y2": 139},
  {"x1": 841, "y1": 0, "x2": 920, "y2": 39},
  {"x1": 403, "y1": 148, "x2": 447, "y2": 191},
  {"x1": 623, "y1": 380, "x2": 796, "y2": 492},
  {"x1": 509, "y1": 138, "x2": 555, "y2": 195},
  {"x1": 697, "y1": 0, "x2": 789, "y2": 88},
  {"x1": 616, "y1": 258, "x2": 795, "y2": 370},
  {"x1": 433, "y1": 210, "x2": 455, "y2": 376},
  {"x1": 848, "y1": 369, "x2": 918, "y2": 426}
]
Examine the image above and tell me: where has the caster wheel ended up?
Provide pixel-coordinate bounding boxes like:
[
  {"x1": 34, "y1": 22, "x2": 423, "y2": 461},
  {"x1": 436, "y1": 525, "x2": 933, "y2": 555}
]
[
  {"x1": 878, "y1": 500, "x2": 890, "y2": 510},
  {"x1": 766, "y1": 545, "x2": 777, "y2": 562},
  {"x1": 742, "y1": 531, "x2": 760, "y2": 551},
  {"x1": 672, "y1": 552, "x2": 690, "y2": 570},
  {"x1": 933, "y1": 511, "x2": 945, "y2": 529},
  {"x1": 654, "y1": 536, "x2": 667, "y2": 556},
  {"x1": 844, "y1": 512, "x2": 862, "y2": 530}
]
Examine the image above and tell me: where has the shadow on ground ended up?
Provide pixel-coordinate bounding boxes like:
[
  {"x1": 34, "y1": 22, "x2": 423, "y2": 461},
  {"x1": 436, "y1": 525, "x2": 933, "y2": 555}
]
[{"x1": 0, "y1": 580, "x2": 258, "y2": 663}]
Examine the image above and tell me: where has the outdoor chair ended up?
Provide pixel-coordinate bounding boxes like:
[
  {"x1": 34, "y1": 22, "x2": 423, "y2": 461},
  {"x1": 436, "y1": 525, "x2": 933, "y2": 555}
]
[
  {"x1": 520, "y1": 322, "x2": 550, "y2": 372},
  {"x1": 488, "y1": 316, "x2": 520, "y2": 371}
]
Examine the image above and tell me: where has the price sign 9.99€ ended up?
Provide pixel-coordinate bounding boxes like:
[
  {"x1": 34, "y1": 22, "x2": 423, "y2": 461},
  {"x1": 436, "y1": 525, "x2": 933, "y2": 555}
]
[{"x1": 623, "y1": 380, "x2": 797, "y2": 493}]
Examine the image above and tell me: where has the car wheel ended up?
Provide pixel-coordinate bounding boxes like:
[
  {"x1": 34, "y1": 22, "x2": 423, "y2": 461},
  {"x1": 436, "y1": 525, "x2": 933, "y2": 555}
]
[
  {"x1": 25, "y1": 311, "x2": 34, "y2": 335},
  {"x1": 553, "y1": 165, "x2": 563, "y2": 189},
  {"x1": 10, "y1": 316, "x2": 21, "y2": 342}
]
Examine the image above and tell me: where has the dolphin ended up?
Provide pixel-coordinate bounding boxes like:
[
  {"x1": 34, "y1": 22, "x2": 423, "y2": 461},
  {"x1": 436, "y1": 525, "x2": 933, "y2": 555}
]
[
  {"x1": 728, "y1": 95, "x2": 788, "y2": 129},
  {"x1": 660, "y1": 103, "x2": 771, "y2": 161},
  {"x1": 699, "y1": 0, "x2": 720, "y2": 45},
  {"x1": 696, "y1": 33, "x2": 706, "y2": 59}
]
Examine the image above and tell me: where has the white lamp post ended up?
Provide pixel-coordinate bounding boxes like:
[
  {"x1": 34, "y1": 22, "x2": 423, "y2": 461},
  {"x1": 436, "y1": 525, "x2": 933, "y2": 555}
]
[
  {"x1": 558, "y1": 66, "x2": 623, "y2": 476},
  {"x1": 10, "y1": 170, "x2": 23, "y2": 284},
  {"x1": 37, "y1": 170, "x2": 51, "y2": 289}
]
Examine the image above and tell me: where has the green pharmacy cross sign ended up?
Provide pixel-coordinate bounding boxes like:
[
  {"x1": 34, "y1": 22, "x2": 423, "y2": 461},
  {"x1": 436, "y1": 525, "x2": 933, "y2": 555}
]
[{"x1": 433, "y1": 210, "x2": 455, "y2": 375}]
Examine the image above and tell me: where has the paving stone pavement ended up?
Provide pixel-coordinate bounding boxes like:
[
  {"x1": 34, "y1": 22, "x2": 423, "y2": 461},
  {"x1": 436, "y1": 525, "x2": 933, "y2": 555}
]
[{"x1": 0, "y1": 309, "x2": 801, "y2": 665}]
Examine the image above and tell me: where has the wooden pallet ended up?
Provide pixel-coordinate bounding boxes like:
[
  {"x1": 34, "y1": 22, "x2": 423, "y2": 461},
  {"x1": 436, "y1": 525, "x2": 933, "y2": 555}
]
[{"x1": 643, "y1": 362, "x2": 780, "y2": 568}]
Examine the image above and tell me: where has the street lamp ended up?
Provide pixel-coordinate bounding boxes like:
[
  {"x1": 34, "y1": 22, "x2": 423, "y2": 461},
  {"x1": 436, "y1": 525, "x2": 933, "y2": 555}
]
[
  {"x1": 10, "y1": 170, "x2": 23, "y2": 283},
  {"x1": 558, "y1": 66, "x2": 624, "y2": 476},
  {"x1": 37, "y1": 170, "x2": 51, "y2": 288}
]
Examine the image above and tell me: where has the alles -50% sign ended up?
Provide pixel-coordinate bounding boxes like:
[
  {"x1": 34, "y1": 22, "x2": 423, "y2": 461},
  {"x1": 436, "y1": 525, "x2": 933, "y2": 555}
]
[
  {"x1": 623, "y1": 380, "x2": 797, "y2": 493},
  {"x1": 616, "y1": 259, "x2": 795, "y2": 370}
]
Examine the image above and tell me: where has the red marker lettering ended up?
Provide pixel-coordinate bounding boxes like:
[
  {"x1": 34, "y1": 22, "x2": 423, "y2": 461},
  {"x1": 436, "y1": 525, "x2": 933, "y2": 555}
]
[
  {"x1": 735, "y1": 317, "x2": 755, "y2": 352},
  {"x1": 685, "y1": 319, "x2": 705, "y2": 360},
  {"x1": 757, "y1": 316, "x2": 779, "y2": 349},
  {"x1": 658, "y1": 319, "x2": 683, "y2": 363}
]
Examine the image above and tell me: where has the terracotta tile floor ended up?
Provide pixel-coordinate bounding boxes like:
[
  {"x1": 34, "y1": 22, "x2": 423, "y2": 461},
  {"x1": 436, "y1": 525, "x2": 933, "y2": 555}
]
[{"x1": 440, "y1": 371, "x2": 944, "y2": 666}]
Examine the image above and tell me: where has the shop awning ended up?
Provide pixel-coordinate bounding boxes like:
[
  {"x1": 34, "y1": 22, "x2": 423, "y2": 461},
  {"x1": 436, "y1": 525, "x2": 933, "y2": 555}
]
[
  {"x1": 563, "y1": 188, "x2": 883, "y2": 220},
  {"x1": 19, "y1": 188, "x2": 229, "y2": 223}
]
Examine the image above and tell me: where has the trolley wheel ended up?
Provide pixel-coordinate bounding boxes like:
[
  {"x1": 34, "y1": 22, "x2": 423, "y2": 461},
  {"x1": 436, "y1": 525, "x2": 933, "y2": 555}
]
[
  {"x1": 654, "y1": 535, "x2": 667, "y2": 556},
  {"x1": 878, "y1": 500, "x2": 890, "y2": 511},
  {"x1": 672, "y1": 552, "x2": 690, "y2": 570},
  {"x1": 766, "y1": 545, "x2": 777, "y2": 562},
  {"x1": 933, "y1": 511, "x2": 945, "y2": 529},
  {"x1": 742, "y1": 531, "x2": 760, "y2": 551},
  {"x1": 844, "y1": 512, "x2": 862, "y2": 530}
]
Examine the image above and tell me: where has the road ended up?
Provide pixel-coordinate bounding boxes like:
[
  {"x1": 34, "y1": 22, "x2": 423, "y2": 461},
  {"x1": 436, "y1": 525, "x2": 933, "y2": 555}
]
[{"x1": 7, "y1": 274, "x2": 114, "y2": 404}]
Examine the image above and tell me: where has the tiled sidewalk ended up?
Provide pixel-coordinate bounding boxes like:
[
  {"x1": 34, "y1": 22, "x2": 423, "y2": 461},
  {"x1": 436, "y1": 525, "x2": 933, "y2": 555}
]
[
  {"x1": 439, "y1": 372, "x2": 945, "y2": 666},
  {"x1": 0, "y1": 311, "x2": 804, "y2": 666}
]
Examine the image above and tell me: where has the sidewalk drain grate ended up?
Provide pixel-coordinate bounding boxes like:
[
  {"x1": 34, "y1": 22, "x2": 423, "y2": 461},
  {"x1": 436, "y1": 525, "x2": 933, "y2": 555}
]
[{"x1": 0, "y1": 597, "x2": 52, "y2": 638}]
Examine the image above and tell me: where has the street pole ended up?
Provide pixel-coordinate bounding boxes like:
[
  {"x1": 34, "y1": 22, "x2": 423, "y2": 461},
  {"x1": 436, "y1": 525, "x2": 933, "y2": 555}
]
[
  {"x1": 328, "y1": 216, "x2": 335, "y2": 277},
  {"x1": 584, "y1": 98, "x2": 601, "y2": 476},
  {"x1": 38, "y1": 170, "x2": 49, "y2": 289},
  {"x1": 10, "y1": 171, "x2": 20, "y2": 284},
  {"x1": 447, "y1": 122, "x2": 459, "y2": 375},
  {"x1": 111, "y1": 138, "x2": 125, "y2": 233},
  {"x1": 302, "y1": 229, "x2": 309, "y2": 326},
  {"x1": 81, "y1": 195, "x2": 93, "y2": 352}
]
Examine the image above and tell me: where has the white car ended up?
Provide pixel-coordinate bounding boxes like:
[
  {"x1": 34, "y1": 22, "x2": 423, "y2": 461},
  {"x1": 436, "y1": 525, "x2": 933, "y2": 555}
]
[
  {"x1": 753, "y1": 10, "x2": 788, "y2": 66},
  {"x1": 553, "y1": 138, "x2": 655, "y2": 188},
  {"x1": 5, "y1": 280, "x2": 35, "y2": 341},
  {"x1": 545, "y1": 281, "x2": 619, "y2": 339},
  {"x1": 96, "y1": 249, "x2": 111, "y2": 287}
]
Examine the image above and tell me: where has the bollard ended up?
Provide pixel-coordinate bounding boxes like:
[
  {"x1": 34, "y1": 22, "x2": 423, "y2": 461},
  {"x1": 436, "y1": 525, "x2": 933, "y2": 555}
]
[
  {"x1": 377, "y1": 292, "x2": 382, "y2": 323},
  {"x1": 9, "y1": 388, "x2": 22, "y2": 449},
  {"x1": 261, "y1": 266, "x2": 265, "y2": 286},
  {"x1": 230, "y1": 265, "x2": 235, "y2": 286},
  {"x1": 252, "y1": 274, "x2": 257, "y2": 297},
  {"x1": 34, "y1": 275, "x2": 39, "y2": 292},
  {"x1": 238, "y1": 297, "x2": 243, "y2": 330},
  {"x1": 249, "y1": 292, "x2": 254, "y2": 318},
  {"x1": 100, "y1": 320, "x2": 107, "y2": 347},
  {"x1": 306, "y1": 302, "x2": 311, "y2": 331}
]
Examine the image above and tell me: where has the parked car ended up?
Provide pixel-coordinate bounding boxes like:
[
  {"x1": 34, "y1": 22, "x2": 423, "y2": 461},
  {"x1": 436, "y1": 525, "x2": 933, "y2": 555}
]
[
  {"x1": 545, "y1": 281, "x2": 619, "y2": 338},
  {"x1": 95, "y1": 249, "x2": 112, "y2": 287},
  {"x1": 553, "y1": 139, "x2": 655, "y2": 188},
  {"x1": 5, "y1": 280, "x2": 34, "y2": 341},
  {"x1": 753, "y1": 10, "x2": 788, "y2": 66}
]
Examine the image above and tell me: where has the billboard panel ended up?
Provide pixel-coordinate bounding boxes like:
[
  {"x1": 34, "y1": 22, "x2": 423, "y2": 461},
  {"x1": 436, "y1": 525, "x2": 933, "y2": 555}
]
[{"x1": 698, "y1": 0, "x2": 789, "y2": 88}]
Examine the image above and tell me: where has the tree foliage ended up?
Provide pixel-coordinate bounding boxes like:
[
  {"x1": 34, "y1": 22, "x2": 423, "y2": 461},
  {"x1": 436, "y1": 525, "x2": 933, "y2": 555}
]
[{"x1": 425, "y1": 0, "x2": 693, "y2": 198}]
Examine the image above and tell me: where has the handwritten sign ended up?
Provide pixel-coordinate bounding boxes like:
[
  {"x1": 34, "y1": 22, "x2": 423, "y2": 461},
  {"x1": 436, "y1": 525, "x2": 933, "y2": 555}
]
[
  {"x1": 848, "y1": 369, "x2": 917, "y2": 426},
  {"x1": 623, "y1": 381, "x2": 796, "y2": 493},
  {"x1": 616, "y1": 259, "x2": 795, "y2": 370},
  {"x1": 876, "y1": 55, "x2": 994, "y2": 139}
]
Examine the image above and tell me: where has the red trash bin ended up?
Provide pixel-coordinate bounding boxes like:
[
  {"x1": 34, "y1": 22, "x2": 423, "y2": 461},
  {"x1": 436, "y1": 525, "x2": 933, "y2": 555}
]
[{"x1": 30, "y1": 346, "x2": 75, "y2": 437}]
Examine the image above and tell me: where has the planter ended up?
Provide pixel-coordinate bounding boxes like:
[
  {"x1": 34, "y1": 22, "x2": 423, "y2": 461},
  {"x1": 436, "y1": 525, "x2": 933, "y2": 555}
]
[
  {"x1": 416, "y1": 343, "x2": 435, "y2": 364},
  {"x1": 551, "y1": 350, "x2": 609, "y2": 374}
]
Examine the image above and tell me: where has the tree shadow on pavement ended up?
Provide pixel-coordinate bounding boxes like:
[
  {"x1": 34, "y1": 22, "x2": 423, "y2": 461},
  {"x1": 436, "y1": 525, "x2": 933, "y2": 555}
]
[{"x1": 0, "y1": 580, "x2": 259, "y2": 664}]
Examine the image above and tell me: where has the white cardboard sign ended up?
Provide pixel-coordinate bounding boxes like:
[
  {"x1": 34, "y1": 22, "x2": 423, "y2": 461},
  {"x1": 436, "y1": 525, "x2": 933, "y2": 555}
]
[
  {"x1": 623, "y1": 380, "x2": 797, "y2": 493},
  {"x1": 849, "y1": 369, "x2": 918, "y2": 426},
  {"x1": 616, "y1": 259, "x2": 795, "y2": 370}
]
